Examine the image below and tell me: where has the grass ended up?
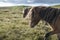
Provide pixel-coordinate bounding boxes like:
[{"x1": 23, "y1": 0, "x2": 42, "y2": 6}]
[{"x1": 0, "y1": 6, "x2": 59, "y2": 40}]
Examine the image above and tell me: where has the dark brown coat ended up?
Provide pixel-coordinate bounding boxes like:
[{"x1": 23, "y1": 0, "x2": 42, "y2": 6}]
[{"x1": 23, "y1": 6, "x2": 60, "y2": 40}]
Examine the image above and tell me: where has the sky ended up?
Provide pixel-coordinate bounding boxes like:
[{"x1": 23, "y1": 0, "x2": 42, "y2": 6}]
[{"x1": 0, "y1": 0, "x2": 60, "y2": 7}]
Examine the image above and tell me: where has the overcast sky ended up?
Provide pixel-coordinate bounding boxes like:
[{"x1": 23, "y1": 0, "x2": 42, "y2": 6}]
[
  {"x1": 0, "y1": 0, "x2": 60, "y2": 4},
  {"x1": 0, "y1": 0, "x2": 60, "y2": 7}
]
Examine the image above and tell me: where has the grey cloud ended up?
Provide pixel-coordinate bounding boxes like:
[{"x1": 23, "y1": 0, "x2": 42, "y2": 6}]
[{"x1": 0, "y1": 0, "x2": 60, "y2": 4}]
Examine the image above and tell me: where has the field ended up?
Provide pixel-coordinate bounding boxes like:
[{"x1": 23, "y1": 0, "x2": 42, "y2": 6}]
[{"x1": 0, "y1": 6, "x2": 59, "y2": 40}]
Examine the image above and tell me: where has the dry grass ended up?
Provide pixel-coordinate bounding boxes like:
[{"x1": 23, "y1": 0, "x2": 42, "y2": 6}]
[{"x1": 0, "y1": 6, "x2": 59, "y2": 40}]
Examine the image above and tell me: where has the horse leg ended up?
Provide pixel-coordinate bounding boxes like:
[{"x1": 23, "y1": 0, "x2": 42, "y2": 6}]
[
  {"x1": 57, "y1": 34, "x2": 60, "y2": 40},
  {"x1": 44, "y1": 28, "x2": 60, "y2": 40},
  {"x1": 45, "y1": 15, "x2": 60, "y2": 40},
  {"x1": 54, "y1": 15, "x2": 60, "y2": 40},
  {"x1": 44, "y1": 30, "x2": 58, "y2": 40}
]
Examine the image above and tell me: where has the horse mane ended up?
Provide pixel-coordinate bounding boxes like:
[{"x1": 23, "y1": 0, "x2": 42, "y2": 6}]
[
  {"x1": 25, "y1": 6, "x2": 60, "y2": 24},
  {"x1": 39, "y1": 7, "x2": 60, "y2": 23}
]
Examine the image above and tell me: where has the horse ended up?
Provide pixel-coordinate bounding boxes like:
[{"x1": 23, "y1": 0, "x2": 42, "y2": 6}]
[
  {"x1": 23, "y1": 6, "x2": 60, "y2": 40},
  {"x1": 23, "y1": 7, "x2": 31, "y2": 18}
]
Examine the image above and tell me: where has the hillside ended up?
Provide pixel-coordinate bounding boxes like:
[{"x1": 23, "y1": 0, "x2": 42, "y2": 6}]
[{"x1": 0, "y1": 5, "x2": 59, "y2": 40}]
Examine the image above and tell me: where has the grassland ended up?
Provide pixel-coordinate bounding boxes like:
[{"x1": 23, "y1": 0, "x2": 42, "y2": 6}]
[{"x1": 0, "y1": 6, "x2": 59, "y2": 40}]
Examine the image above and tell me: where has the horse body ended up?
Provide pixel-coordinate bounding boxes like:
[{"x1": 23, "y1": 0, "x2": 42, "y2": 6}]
[{"x1": 23, "y1": 6, "x2": 60, "y2": 40}]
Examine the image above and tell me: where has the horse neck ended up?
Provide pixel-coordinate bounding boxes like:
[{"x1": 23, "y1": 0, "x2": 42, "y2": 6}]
[{"x1": 40, "y1": 7, "x2": 57, "y2": 24}]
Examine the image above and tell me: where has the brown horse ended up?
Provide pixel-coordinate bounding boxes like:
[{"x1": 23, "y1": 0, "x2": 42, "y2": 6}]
[{"x1": 23, "y1": 6, "x2": 60, "y2": 40}]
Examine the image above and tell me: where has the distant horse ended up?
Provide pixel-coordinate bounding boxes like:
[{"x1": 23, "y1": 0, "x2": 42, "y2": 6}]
[
  {"x1": 23, "y1": 7, "x2": 31, "y2": 18},
  {"x1": 23, "y1": 6, "x2": 60, "y2": 40}
]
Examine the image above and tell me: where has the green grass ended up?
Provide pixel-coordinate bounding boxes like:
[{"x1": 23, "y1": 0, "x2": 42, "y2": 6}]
[
  {"x1": 52, "y1": 5, "x2": 60, "y2": 8},
  {"x1": 0, "y1": 6, "x2": 59, "y2": 40}
]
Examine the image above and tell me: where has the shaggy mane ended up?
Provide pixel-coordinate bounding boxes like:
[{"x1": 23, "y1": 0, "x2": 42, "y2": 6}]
[{"x1": 39, "y1": 7, "x2": 60, "y2": 23}]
